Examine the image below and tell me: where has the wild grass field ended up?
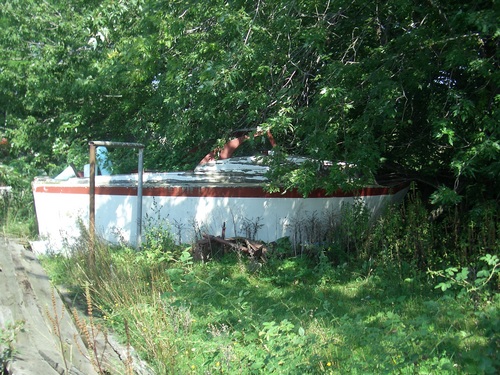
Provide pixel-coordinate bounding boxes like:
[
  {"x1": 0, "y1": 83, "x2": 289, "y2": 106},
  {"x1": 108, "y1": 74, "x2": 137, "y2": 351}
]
[{"x1": 39, "y1": 195, "x2": 499, "y2": 375}]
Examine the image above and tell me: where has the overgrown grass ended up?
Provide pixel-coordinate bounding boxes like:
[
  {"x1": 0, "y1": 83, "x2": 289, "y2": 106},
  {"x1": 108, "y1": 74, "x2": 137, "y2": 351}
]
[{"x1": 40, "y1": 194, "x2": 500, "y2": 374}]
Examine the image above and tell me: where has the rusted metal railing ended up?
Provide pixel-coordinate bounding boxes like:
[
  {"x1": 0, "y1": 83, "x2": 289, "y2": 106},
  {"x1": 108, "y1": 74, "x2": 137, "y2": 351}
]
[{"x1": 89, "y1": 141, "x2": 145, "y2": 258}]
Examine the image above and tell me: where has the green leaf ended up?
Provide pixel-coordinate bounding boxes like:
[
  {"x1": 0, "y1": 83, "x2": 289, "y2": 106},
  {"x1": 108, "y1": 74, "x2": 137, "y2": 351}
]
[
  {"x1": 298, "y1": 326, "x2": 305, "y2": 337},
  {"x1": 435, "y1": 282, "x2": 452, "y2": 292}
]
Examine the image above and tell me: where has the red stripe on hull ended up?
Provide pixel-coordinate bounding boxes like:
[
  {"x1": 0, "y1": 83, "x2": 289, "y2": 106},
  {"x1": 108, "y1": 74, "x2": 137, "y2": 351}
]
[{"x1": 33, "y1": 183, "x2": 408, "y2": 198}]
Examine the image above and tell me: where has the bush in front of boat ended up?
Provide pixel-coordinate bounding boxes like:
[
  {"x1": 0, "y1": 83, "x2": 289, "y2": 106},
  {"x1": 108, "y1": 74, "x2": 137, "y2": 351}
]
[{"x1": 137, "y1": 199, "x2": 190, "y2": 265}]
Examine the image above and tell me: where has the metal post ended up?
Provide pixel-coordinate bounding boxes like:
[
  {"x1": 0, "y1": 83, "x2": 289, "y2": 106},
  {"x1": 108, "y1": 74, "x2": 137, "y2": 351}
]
[
  {"x1": 136, "y1": 148, "x2": 144, "y2": 249},
  {"x1": 89, "y1": 144, "x2": 96, "y2": 263}
]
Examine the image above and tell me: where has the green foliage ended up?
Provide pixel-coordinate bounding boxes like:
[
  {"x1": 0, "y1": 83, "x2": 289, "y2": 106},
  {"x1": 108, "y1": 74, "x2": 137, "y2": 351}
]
[
  {"x1": 40, "y1": 204, "x2": 500, "y2": 374},
  {"x1": 0, "y1": 321, "x2": 24, "y2": 373},
  {"x1": 1, "y1": 0, "x2": 498, "y2": 206},
  {"x1": 430, "y1": 254, "x2": 500, "y2": 300},
  {"x1": 0, "y1": 161, "x2": 37, "y2": 237},
  {"x1": 430, "y1": 186, "x2": 464, "y2": 206},
  {"x1": 138, "y1": 199, "x2": 194, "y2": 266},
  {"x1": 140, "y1": 213, "x2": 179, "y2": 265},
  {"x1": 43, "y1": 244, "x2": 500, "y2": 374}
]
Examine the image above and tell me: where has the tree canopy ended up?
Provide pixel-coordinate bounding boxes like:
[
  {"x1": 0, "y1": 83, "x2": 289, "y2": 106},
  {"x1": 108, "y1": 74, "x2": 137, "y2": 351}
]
[{"x1": 1, "y1": 0, "x2": 498, "y2": 206}]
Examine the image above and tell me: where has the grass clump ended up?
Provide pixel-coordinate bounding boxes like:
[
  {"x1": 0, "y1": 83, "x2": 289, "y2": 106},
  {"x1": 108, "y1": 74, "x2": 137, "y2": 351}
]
[
  {"x1": 40, "y1": 193, "x2": 499, "y2": 374},
  {"x1": 0, "y1": 321, "x2": 24, "y2": 374}
]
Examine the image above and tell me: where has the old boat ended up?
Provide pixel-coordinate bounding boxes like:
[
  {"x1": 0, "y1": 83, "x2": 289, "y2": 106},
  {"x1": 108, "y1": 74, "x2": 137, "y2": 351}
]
[{"x1": 32, "y1": 135, "x2": 409, "y2": 251}]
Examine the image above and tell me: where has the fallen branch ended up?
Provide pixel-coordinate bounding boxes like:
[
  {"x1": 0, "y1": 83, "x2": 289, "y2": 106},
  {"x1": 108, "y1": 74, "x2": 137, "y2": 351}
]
[{"x1": 193, "y1": 234, "x2": 268, "y2": 261}]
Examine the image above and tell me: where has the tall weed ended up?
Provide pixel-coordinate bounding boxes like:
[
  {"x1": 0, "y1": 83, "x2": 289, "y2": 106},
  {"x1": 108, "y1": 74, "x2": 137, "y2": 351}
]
[{"x1": 317, "y1": 188, "x2": 499, "y2": 275}]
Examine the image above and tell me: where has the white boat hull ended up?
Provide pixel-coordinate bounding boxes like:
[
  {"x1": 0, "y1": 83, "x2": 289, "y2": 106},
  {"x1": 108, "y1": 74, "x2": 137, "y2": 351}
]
[{"x1": 32, "y1": 172, "x2": 409, "y2": 251}]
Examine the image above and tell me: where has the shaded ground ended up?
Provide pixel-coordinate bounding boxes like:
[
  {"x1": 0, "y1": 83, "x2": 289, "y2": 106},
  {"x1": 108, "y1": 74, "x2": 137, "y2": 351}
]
[{"x1": 0, "y1": 237, "x2": 100, "y2": 374}]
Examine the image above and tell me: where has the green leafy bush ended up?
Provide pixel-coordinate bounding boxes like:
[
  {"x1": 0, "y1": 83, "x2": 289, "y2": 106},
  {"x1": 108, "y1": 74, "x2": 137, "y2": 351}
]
[{"x1": 430, "y1": 254, "x2": 500, "y2": 300}]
